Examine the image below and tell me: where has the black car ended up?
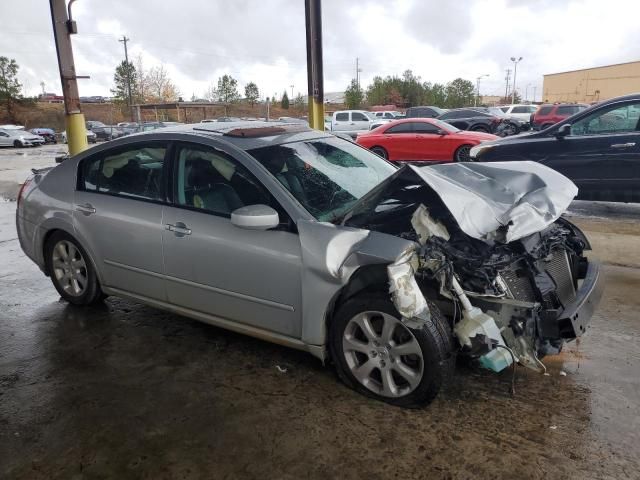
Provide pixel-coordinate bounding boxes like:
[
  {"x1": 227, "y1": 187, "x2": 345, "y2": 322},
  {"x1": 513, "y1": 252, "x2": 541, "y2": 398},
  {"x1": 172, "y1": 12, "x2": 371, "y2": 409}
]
[
  {"x1": 470, "y1": 93, "x2": 640, "y2": 202},
  {"x1": 475, "y1": 107, "x2": 530, "y2": 136},
  {"x1": 86, "y1": 121, "x2": 125, "y2": 141},
  {"x1": 405, "y1": 106, "x2": 445, "y2": 118},
  {"x1": 437, "y1": 108, "x2": 504, "y2": 134}
]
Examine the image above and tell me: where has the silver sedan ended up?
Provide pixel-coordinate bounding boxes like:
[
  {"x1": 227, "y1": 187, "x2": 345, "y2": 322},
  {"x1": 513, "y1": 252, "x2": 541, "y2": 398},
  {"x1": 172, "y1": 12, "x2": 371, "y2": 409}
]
[{"x1": 16, "y1": 122, "x2": 602, "y2": 407}]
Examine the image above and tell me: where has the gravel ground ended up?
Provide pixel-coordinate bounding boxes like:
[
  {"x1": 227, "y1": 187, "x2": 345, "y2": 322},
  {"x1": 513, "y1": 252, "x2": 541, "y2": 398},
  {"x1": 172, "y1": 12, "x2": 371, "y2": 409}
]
[{"x1": 1, "y1": 146, "x2": 639, "y2": 479}]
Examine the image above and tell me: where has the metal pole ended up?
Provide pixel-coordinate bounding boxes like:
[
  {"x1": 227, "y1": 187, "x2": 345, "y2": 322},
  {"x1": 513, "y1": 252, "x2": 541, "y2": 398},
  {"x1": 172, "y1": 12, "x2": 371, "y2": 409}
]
[
  {"x1": 119, "y1": 35, "x2": 134, "y2": 121},
  {"x1": 504, "y1": 69, "x2": 511, "y2": 102},
  {"x1": 533, "y1": 86, "x2": 537, "y2": 103},
  {"x1": 305, "y1": 0, "x2": 324, "y2": 130},
  {"x1": 49, "y1": 0, "x2": 87, "y2": 155},
  {"x1": 511, "y1": 57, "x2": 522, "y2": 105}
]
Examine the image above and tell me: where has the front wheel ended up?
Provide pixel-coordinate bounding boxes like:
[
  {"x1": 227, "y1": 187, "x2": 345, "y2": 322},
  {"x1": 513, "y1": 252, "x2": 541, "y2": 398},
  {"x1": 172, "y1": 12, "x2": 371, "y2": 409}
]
[
  {"x1": 370, "y1": 146, "x2": 388, "y2": 159},
  {"x1": 13, "y1": 140, "x2": 23, "y2": 148},
  {"x1": 329, "y1": 293, "x2": 454, "y2": 408},
  {"x1": 454, "y1": 144, "x2": 472, "y2": 162},
  {"x1": 44, "y1": 231, "x2": 104, "y2": 305}
]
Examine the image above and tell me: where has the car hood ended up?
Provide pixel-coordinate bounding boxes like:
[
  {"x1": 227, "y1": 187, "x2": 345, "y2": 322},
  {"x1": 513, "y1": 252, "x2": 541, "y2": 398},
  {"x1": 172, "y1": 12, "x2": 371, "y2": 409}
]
[{"x1": 342, "y1": 161, "x2": 578, "y2": 243}]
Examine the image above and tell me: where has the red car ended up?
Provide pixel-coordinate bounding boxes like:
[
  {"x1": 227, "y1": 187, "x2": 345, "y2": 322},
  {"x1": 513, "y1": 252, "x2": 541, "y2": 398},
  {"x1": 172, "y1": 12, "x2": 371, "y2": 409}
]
[
  {"x1": 356, "y1": 118, "x2": 498, "y2": 163},
  {"x1": 530, "y1": 103, "x2": 588, "y2": 130}
]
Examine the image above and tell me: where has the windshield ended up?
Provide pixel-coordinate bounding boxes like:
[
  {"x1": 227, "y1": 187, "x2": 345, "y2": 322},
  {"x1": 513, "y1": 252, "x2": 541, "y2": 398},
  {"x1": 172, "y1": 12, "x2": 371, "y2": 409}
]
[{"x1": 249, "y1": 137, "x2": 396, "y2": 222}]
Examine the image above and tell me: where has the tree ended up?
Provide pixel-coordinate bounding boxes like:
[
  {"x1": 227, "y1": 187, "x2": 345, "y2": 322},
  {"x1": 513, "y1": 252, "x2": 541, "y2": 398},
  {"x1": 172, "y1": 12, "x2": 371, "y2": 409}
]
[
  {"x1": 344, "y1": 79, "x2": 363, "y2": 109},
  {"x1": 146, "y1": 65, "x2": 179, "y2": 102},
  {"x1": 244, "y1": 81, "x2": 260, "y2": 107},
  {"x1": 111, "y1": 60, "x2": 137, "y2": 104},
  {"x1": 281, "y1": 90, "x2": 289, "y2": 109},
  {"x1": 366, "y1": 76, "x2": 386, "y2": 106},
  {"x1": 444, "y1": 78, "x2": 475, "y2": 108},
  {"x1": 216, "y1": 74, "x2": 240, "y2": 103},
  {"x1": 0, "y1": 57, "x2": 22, "y2": 120},
  {"x1": 134, "y1": 54, "x2": 150, "y2": 103},
  {"x1": 293, "y1": 93, "x2": 305, "y2": 110}
]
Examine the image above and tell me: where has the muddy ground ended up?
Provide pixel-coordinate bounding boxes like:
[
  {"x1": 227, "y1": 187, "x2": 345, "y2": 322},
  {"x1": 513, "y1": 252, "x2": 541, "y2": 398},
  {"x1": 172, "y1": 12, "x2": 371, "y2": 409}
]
[{"x1": 1, "y1": 147, "x2": 639, "y2": 479}]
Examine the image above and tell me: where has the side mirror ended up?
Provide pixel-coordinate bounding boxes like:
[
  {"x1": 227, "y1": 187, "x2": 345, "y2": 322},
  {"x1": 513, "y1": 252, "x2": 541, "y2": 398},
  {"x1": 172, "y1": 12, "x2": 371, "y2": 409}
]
[
  {"x1": 436, "y1": 129, "x2": 448, "y2": 136},
  {"x1": 231, "y1": 204, "x2": 279, "y2": 230},
  {"x1": 556, "y1": 124, "x2": 571, "y2": 138}
]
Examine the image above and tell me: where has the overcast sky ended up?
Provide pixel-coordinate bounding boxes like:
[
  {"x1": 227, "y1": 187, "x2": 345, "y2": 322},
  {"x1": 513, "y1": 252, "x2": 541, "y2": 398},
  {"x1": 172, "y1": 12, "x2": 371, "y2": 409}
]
[{"x1": 2, "y1": 0, "x2": 639, "y2": 102}]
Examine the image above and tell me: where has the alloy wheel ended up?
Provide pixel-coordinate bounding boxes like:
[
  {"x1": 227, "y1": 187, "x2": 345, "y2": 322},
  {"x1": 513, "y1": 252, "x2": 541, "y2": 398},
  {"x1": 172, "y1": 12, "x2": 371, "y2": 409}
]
[
  {"x1": 51, "y1": 240, "x2": 88, "y2": 297},
  {"x1": 342, "y1": 311, "x2": 424, "y2": 398},
  {"x1": 455, "y1": 145, "x2": 472, "y2": 162}
]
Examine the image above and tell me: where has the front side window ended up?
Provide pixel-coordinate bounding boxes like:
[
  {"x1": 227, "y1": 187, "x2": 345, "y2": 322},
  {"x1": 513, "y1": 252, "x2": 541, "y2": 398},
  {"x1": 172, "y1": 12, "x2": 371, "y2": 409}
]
[
  {"x1": 570, "y1": 103, "x2": 640, "y2": 136},
  {"x1": 352, "y1": 112, "x2": 369, "y2": 122},
  {"x1": 249, "y1": 137, "x2": 395, "y2": 222},
  {"x1": 412, "y1": 122, "x2": 439, "y2": 133},
  {"x1": 174, "y1": 143, "x2": 271, "y2": 216},
  {"x1": 80, "y1": 142, "x2": 167, "y2": 201}
]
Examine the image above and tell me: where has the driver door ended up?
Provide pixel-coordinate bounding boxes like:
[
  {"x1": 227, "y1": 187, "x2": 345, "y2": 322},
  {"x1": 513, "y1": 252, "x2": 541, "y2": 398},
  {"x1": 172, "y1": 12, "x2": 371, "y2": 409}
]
[{"x1": 161, "y1": 142, "x2": 304, "y2": 337}]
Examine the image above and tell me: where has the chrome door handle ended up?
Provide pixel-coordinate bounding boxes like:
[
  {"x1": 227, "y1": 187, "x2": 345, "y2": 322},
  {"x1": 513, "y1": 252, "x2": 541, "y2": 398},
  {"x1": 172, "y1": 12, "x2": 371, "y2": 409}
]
[
  {"x1": 75, "y1": 203, "x2": 96, "y2": 215},
  {"x1": 611, "y1": 142, "x2": 636, "y2": 148},
  {"x1": 165, "y1": 223, "x2": 192, "y2": 236}
]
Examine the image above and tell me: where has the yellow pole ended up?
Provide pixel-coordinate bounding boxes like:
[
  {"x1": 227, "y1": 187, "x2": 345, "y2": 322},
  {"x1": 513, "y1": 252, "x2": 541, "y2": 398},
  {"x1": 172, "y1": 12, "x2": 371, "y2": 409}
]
[
  {"x1": 66, "y1": 112, "x2": 88, "y2": 155},
  {"x1": 311, "y1": 98, "x2": 324, "y2": 131}
]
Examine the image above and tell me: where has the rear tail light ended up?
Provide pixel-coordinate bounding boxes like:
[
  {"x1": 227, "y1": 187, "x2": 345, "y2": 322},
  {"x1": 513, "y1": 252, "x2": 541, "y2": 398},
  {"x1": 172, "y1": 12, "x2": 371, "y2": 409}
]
[{"x1": 17, "y1": 176, "x2": 34, "y2": 208}]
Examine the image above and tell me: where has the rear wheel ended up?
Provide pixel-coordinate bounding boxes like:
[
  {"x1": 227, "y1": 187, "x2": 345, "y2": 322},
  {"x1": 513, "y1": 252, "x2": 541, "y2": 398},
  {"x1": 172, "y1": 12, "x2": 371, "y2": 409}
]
[
  {"x1": 329, "y1": 293, "x2": 454, "y2": 408},
  {"x1": 454, "y1": 144, "x2": 473, "y2": 162},
  {"x1": 45, "y1": 231, "x2": 104, "y2": 305},
  {"x1": 370, "y1": 146, "x2": 388, "y2": 159}
]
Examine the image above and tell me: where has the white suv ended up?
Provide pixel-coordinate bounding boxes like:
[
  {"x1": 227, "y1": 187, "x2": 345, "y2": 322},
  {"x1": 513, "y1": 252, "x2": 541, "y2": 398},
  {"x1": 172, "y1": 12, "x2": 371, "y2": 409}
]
[{"x1": 498, "y1": 104, "x2": 538, "y2": 122}]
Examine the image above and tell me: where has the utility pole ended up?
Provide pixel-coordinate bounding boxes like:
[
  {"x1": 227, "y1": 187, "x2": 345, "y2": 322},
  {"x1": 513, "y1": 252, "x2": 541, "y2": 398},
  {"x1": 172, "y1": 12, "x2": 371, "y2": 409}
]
[
  {"x1": 533, "y1": 86, "x2": 537, "y2": 103},
  {"x1": 305, "y1": 0, "x2": 324, "y2": 130},
  {"x1": 356, "y1": 57, "x2": 362, "y2": 90},
  {"x1": 290, "y1": 84, "x2": 294, "y2": 100},
  {"x1": 119, "y1": 35, "x2": 134, "y2": 121},
  {"x1": 49, "y1": 0, "x2": 88, "y2": 154},
  {"x1": 510, "y1": 56, "x2": 523, "y2": 105},
  {"x1": 504, "y1": 69, "x2": 511, "y2": 102},
  {"x1": 475, "y1": 74, "x2": 489, "y2": 107}
]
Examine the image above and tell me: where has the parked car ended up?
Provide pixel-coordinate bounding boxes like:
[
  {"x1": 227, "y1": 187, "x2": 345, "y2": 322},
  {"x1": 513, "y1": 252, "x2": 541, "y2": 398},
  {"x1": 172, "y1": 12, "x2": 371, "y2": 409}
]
[
  {"x1": 331, "y1": 110, "x2": 377, "y2": 135},
  {"x1": 405, "y1": 106, "x2": 446, "y2": 118},
  {"x1": 356, "y1": 118, "x2": 497, "y2": 162},
  {"x1": 86, "y1": 121, "x2": 124, "y2": 141},
  {"x1": 498, "y1": 104, "x2": 539, "y2": 122},
  {"x1": 16, "y1": 121, "x2": 602, "y2": 407},
  {"x1": 530, "y1": 103, "x2": 588, "y2": 130},
  {"x1": 470, "y1": 93, "x2": 640, "y2": 202},
  {"x1": 372, "y1": 111, "x2": 404, "y2": 120},
  {"x1": 437, "y1": 108, "x2": 505, "y2": 134},
  {"x1": 0, "y1": 129, "x2": 45, "y2": 147},
  {"x1": 475, "y1": 107, "x2": 530, "y2": 136},
  {"x1": 61, "y1": 129, "x2": 97, "y2": 144},
  {"x1": 29, "y1": 128, "x2": 57, "y2": 144}
]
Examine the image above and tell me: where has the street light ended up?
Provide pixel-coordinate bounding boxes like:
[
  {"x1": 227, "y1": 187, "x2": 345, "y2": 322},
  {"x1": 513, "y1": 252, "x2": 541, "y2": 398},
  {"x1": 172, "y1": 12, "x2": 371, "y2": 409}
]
[
  {"x1": 475, "y1": 74, "x2": 489, "y2": 106},
  {"x1": 510, "y1": 56, "x2": 523, "y2": 104}
]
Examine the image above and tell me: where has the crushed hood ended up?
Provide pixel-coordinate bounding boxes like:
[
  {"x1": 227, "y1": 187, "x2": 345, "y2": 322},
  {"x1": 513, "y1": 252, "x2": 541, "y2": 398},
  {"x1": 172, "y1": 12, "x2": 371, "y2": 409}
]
[{"x1": 343, "y1": 161, "x2": 578, "y2": 243}]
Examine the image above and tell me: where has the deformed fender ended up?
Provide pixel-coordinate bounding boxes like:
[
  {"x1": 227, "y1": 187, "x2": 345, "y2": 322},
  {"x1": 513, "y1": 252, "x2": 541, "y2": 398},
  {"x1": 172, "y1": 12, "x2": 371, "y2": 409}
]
[{"x1": 297, "y1": 220, "x2": 418, "y2": 347}]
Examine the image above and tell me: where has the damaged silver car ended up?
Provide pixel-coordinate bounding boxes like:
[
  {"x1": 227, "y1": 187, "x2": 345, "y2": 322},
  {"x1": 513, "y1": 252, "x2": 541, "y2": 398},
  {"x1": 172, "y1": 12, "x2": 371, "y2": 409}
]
[{"x1": 16, "y1": 122, "x2": 603, "y2": 407}]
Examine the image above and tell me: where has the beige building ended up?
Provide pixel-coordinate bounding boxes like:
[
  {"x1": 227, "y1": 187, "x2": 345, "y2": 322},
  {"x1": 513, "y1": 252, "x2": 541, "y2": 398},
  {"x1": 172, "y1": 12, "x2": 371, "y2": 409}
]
[{"x1": 542, "y1": 60, "x2": 640, "y2": 104}]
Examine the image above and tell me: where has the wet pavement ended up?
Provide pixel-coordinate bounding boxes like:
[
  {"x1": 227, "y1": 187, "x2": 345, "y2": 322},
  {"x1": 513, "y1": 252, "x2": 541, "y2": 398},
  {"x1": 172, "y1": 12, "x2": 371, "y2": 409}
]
[{"x1": 1, "y1": 177, "x2": 640, "y2": 478}]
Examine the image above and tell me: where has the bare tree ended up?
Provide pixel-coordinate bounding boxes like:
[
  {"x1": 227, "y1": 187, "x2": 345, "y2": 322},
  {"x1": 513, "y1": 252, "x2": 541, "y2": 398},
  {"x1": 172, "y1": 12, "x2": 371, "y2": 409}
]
[{"x1": 146, "y1": 64, "x2": 179, "y2": 102}]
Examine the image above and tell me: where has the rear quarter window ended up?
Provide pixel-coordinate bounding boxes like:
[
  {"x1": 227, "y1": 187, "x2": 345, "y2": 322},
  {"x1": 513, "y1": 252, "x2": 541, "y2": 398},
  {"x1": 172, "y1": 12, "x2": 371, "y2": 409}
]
[{"x1": 537, "y1": 106, "x2": 553, "y2": 116}]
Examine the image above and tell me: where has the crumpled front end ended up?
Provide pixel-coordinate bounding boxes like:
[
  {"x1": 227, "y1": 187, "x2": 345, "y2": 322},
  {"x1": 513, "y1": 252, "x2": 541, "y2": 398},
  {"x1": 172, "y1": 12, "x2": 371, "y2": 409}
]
[{"x1": 343, "y1": 162, "x2": 604, "y2": 373}]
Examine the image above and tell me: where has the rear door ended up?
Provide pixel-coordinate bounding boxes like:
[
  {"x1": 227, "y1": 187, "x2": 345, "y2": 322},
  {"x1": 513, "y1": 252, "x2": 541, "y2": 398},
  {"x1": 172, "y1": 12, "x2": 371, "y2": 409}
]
[
  {"x1": 161, "y1": 141, "x2": 303, "y2": 337},
  {"x1": 540, "y1": 101, "x2": 640, "y2": 201},
  {"x1": 410, "y1": 121, "x2": 450, "y2": 160},
  {"x1": 381, "y1": 123, "x2": 414, "y2": 160},
  {"x1": 74, "y1": 140, "x2": 168, "y2": 300}
]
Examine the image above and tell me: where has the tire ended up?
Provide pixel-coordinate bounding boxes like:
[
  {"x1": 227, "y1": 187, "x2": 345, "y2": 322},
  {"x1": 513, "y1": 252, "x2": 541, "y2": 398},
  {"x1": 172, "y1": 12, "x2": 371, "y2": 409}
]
[
  {"x1": 329, "y1": 293, "x2": 455, "y2": 408},
  {"x1": 470, "y1": 125, "x2": 489, "y2": 133},
  {"x1": 503, "y1": 122, "x2": 519, "y2": 136},
  {"x1": 370, "y1": 146, "x2": 388, "y2": 159},
  {"x1": 454, "y1": 144, "x2": 472, "y2": 162},
  {"x1": 44, "y1": 231, "x2": 104, "y2": 305},
  {"x1": 13, "y1": 140, "x2": 22, "y2": 148}
]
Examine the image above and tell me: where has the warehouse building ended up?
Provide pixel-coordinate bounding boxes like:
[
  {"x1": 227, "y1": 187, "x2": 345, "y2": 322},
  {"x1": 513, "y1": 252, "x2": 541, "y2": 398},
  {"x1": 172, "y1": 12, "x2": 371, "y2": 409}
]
[{"x1": 542, "y1": 60, "x2": 640, "y2": 103}]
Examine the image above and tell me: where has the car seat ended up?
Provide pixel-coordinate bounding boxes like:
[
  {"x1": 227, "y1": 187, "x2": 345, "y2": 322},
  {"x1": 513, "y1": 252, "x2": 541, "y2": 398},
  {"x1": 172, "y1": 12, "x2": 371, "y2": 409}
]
[{"x1": 187, "y1": 158, "x2": 243, "y2": 214}]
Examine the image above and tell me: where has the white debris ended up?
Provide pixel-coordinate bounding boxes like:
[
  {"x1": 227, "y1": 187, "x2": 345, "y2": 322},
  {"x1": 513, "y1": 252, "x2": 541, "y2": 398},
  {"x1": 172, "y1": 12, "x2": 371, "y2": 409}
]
[
  {"x1": 387, "y1": 252, "x2": 428, "y2": 319},
  {"x1": 275, "y1": 365, "x2": 288, "y2": 373},
  {"x1": 559, "y1": 370, "x2": 567, "y2": 377},
  {"x1": 549, "y1": 425, "x2": 558, "y2": 430},
  {"x1": 411, "y1": 204, "x2": 450, "y2": 244}
]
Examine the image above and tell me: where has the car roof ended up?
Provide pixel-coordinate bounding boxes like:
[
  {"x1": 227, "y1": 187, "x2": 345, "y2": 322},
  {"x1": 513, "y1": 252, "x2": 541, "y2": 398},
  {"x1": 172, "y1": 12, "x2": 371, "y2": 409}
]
[{"x1": 120, "y1": 120, "x2": 333, "y2": 150}]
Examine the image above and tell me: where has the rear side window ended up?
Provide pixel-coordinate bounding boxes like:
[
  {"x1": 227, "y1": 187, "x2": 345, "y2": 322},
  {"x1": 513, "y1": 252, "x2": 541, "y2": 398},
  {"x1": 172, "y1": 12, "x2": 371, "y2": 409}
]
[
  {"x1": 335, "y1": 112, "x2": 349, "y2": 121},
  {"x1": 512, "y1": 106, "x2": 531, "y2": 113},
  {"x1": 557, "y1": 105, "x2": 582, "y2": 116},
  {"x1": 352, "y1": 112, "x2": 368, "y2": 121},
  {"x1": 386, "y1": 123, "x2": 413, "y2": 134},
  {"x1": 537, "y1": 106, "x2": 553, "y2": 116},
  {"x1": 79, "y1": 142, "x2": 167, "y2": 201}
]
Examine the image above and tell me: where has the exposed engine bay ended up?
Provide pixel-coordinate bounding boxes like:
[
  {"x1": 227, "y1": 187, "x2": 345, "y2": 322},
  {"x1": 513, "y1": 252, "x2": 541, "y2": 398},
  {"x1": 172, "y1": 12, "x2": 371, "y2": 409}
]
[{"x1": 343, "y1": 162, "x2": 603, "y2": 373}]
